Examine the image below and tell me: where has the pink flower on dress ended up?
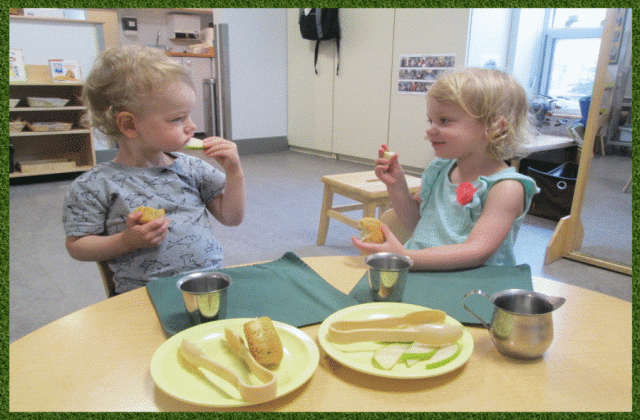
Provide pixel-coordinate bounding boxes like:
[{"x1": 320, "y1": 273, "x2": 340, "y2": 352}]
[{"x1": 456, "y1": 182, "x2": 476, "y2": 206}]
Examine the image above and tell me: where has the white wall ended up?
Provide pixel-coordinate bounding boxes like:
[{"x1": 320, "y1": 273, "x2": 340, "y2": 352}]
[
  {"x1": 511, "y1": 9, "x2": 546, "y2": 95},
  {"x1": 287, "y1": 9, "x2": 336, "y2": 153},
  {"x1": 10, "y1": 18, "x2": 107, "y2": 150},
  {"x1": 288, "y1": 8, "x2": 470, "y2": 170},
  {"x1": 114, "y1": 8, "x2": 288, "y2": 143},
  {"x1": 9, "y1": 19, "x2": 103, "y2": 83},
  {"x1": 214, "y1": 9, "x2": 288, "y2": 141},
  {"x1": 387, "y1": 8, "x2": 470, "y2": 169},
  {"x1": 466, "y1": 9, "x2": 511, "y2": 70},
  {"x1": 331, "y1": 9, "x2": 395, "y2": 160}
]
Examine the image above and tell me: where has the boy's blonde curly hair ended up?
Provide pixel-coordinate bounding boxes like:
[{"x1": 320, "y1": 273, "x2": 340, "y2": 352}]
[
  {"x1": 81, "y1": 45, "x2": 195, "y2": 136},
  {"x1": 427, "y1": 68, "x2": 536, "y2": 159}
]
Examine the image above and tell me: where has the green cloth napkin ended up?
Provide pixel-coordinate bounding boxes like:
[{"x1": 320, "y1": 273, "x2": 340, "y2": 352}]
[
  {"x1": 146, "y1": 252, "x2": 359, "y2": 336},
  {"x1": 349, "y1": 264, "x2": 533, "y2": 326}
]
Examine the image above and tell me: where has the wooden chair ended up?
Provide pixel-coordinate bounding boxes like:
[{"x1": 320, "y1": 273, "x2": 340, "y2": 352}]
[
  {"x1": 96, "y1": 261, "x2": 117, "y2": 298},
  {"x1": 622, "y1": 175, "x2": 632, "y2": 193},
  {"x1": 317, "y1": 171, "x2": 421, "y2": 245},
  {"x1": 379, "y1": 208, "x2": 413, "y2": 244}
]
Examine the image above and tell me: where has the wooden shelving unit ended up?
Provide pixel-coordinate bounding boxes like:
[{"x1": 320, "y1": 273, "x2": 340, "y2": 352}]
[
  {"x1": 9, "y1": 65, "x2": 96, "y2": 178},
  {"x1": 166, "y1": 51, "x2": 215, "y2": 58},
  {"x1": 10, "y1": 14, "x2": 99, "y2": 24}
]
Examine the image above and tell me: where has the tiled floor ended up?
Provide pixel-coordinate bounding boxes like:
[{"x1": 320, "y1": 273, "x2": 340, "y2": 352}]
[{"x1": 9, "y1": 150, "x2": 632, "y2": 343}]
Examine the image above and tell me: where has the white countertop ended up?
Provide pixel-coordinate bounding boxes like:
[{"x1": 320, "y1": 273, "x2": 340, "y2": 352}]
[{"x1": 525, "y1": 134, "x2": 576, "y2": 154}]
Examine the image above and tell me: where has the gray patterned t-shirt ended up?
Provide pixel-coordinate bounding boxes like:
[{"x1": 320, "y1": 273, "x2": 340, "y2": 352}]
[{"x1": 63, "y1": 153, "x2": 226, "y2": 293}]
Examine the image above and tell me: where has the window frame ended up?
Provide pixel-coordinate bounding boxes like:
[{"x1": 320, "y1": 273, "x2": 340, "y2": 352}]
[{"x1": 535, "y1": 9, "x2": 604, "y2": 107}]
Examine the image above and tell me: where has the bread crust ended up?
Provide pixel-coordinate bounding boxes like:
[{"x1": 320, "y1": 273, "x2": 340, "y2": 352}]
[
  {"x1": 133, "y1": 206, "x2": 165, "y2": 224},
  {"x1": 358, "y1": 217, "x2": 385, "y2": 243},
  {"x1": 243, "y1": 317, "x2": 283, "y2": 367}
]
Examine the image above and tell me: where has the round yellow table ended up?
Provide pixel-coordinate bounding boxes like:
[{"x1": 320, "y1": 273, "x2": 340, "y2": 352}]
[{"x1": 9, "y1": 256, "x2": 631, "y2": 411}]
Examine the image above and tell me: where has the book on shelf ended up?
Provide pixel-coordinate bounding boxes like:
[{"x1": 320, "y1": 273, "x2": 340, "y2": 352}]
[
  {"x1": 10, "y1": 49, "x2": 28, "y2": 82},
  {"x1": 49, "y1": 59, "x2": 82, "y2": 83}
]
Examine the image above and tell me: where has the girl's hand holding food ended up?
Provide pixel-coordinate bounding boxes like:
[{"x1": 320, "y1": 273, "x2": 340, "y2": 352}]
[
  {"x1": 351, "y1": 225, "x2": 406, "y2": 255},
  {"x1": 375, "y1": 144, "x2": 404, "y2": 187}
]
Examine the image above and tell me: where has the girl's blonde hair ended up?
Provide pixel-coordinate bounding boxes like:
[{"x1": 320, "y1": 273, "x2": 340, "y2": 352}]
[
  {"x1": 428, "y1": 68, "x2": 535, "y2": 159},
  {"x1": 81, "y1": 45, "x2": 195, "y2": 136}
]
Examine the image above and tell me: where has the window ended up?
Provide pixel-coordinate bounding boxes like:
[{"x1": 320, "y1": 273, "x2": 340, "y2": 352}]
[
  {"x1": 537, "y1": 8, "x2": 607, "y2": 112},
  {"x1": 550, "y1": 8, "x2": 606, "y2": 28}
]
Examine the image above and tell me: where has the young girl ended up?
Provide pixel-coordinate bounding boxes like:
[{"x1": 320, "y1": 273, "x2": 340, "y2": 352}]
[
  {"x1": 63, "y1": 46, "x2": 246, "y2": 294},
  {"x1": 353, "y1": 68, "x2": 539, "y2": 270}
]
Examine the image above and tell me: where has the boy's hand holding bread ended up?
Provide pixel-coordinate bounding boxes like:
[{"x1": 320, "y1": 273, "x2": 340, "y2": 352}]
[
  {"x1": 121, "y1": 206, "x2": 169, "y2": 251},
  {"x1": 133, "y1": 205, "x2": 166, "y2": 224}
]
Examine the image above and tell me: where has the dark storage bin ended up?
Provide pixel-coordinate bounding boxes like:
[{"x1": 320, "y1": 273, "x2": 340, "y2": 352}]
[{"x1": 527, "y1": 162, "x2": 579, "y2": 221}]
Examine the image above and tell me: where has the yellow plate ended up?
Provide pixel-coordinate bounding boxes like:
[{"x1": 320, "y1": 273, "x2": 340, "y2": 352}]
[
  {"x1": 318, "y1": 302, "x2": 473, "y2": 379},
  {"x1": 150, "y1": 319, "x2": 319, "y2": 407}
]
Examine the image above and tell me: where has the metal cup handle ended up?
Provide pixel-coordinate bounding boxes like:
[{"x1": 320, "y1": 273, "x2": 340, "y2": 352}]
[{"x1": 462, "y1": 289, "x2": 491, "y2": 330}]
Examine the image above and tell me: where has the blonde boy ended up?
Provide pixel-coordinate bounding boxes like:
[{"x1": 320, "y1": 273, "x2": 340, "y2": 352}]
[{"x1": 63, "y1": 46, "x2": 245, "y2": 294}]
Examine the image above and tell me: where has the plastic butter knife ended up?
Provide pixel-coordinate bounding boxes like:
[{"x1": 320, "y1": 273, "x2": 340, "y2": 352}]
[
  {"x1": 179, "y1": 336, "x2": 277, "y2": 404},
  {"x1": 327, "y1": 310, "x2": 463, "y2": 346}
]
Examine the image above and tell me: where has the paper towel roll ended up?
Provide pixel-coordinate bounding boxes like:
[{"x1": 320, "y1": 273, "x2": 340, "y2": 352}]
[{"x1": 201, "y1": 27, "x2": 214, "y2": 45}]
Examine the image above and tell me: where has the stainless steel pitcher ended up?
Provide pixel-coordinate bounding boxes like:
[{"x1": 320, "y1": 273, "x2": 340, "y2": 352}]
[{"x1": 463, "y1": 289, "x2": 565, "y2": 359}]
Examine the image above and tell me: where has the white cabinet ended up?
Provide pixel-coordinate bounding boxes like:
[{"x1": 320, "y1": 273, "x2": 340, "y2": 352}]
[
  {"x1": 288, "y1": 9, "x2": 470, "y2": 170},
  {"x1": 288, "y1": 9, "x2": 394, "y2": 156},
  {"x1": 287, "y1": 10, "x2": 336, "y2": 153},
  {"x1": 332, "y1": 9, "x2": 395, "y2": 161},
  {"x1": 387, "y1": 9, "x2": 470, "y2": 169},
  {"x1": 167, "y1": 13, "x2": 201, "y2": 39}
]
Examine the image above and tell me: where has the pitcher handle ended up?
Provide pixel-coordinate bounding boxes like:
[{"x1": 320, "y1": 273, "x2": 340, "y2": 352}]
[{"x1": 462, "y1": 289, "x2": 491, "y2": 330}]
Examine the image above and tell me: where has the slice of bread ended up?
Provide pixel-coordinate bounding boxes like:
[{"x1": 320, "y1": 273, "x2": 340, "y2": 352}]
[{"x1": 358, "y1": 217, "x2": 385, "y2": 243}]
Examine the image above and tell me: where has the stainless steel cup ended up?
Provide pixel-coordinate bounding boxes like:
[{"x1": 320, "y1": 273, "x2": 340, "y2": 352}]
[
  {"x1": 365, "y1": 252, "x2": 414, "y2": 302},
  {"x1": 176, "y1": 272, "x2": 232, "y2": 325}
]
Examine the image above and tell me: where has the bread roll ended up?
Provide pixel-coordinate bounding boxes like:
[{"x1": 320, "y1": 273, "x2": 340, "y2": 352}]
[
  {"x1": 358, "y1": 217, "x2": 385, "y2": 243},
  {"x1": 243, "y1": 317, "x2": 283, "y2": 367},
  {"x1": 133, "y1": 206, "x2": 166, "y2": 224}
]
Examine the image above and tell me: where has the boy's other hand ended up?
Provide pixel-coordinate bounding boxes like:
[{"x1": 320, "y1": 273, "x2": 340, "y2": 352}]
[
  {"x1": 123, "y1": 211, "x2": 170, "y2": 250},
  {"x1": 202, "y1": 137, "x2": 242, "y2": 173}
]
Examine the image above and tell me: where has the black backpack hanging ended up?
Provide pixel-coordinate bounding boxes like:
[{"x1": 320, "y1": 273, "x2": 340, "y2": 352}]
[{"x1": 299, "y1": 8, "x2": 340, "y2": 75}]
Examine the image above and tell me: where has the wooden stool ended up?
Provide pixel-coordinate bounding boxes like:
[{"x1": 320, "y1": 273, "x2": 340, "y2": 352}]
[{"x1": 317, "y1": 171, "x2": 422, "y2": 245}]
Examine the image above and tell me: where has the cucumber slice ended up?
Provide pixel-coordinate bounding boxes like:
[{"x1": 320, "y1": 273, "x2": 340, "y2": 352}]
[
  {"x1": 185, "y1": 138, "x2": 204, "y2": 149},
  {"x1": 400, "y1": 342, "x2": 438, "y2": 367},
  {"x1": 424, "y1": 343, "x2": 461, "y2": 369},
  {"x1": 382, "y1": 150, "x2": 396, "y2": 160},
  {"x1": 372, "y1": 343, "x2": 409, "y2": 370}
]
